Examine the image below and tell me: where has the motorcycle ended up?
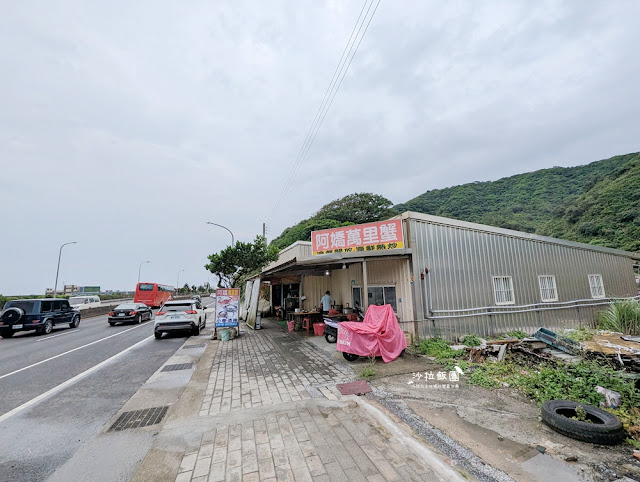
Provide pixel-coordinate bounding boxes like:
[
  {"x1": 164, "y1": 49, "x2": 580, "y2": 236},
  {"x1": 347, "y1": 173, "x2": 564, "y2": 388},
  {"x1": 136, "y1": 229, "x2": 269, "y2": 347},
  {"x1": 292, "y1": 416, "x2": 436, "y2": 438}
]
[
  {"x1": 336, "y1": 304, "x2": 407, "y2": 363},
  {"x1": 322, "y1": 303, "x2": 364, "y2": 344}
]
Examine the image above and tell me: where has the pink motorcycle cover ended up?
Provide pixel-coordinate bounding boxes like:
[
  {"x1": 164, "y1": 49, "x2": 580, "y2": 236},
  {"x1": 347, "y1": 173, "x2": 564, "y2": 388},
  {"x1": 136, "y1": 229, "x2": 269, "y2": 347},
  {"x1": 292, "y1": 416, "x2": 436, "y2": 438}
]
[{"x1": 337, "y1": 304, "x2": 407, "y2": 363}]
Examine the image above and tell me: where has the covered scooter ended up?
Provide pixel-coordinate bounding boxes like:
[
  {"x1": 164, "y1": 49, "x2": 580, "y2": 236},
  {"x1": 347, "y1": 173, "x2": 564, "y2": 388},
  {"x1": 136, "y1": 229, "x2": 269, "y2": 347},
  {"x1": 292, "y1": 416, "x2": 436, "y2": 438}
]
[{"x1": 337, "y1": 304, "x2": 407, "y2": 362}]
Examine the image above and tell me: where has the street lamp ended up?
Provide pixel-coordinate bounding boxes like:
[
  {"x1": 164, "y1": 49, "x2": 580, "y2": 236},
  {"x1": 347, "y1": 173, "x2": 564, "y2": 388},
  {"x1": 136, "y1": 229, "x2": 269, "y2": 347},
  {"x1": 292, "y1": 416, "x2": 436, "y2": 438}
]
[
  {"x1": 137, "y1": 260, "x2": 150, "y2": 284},
  {"x1": 53, "y1": 241, "x2": 77, "y2": 299},
  {"x1": 206, "y1": 222, "x2": 235, "y2": 246},
  {"x1": 177, "y1": 269, "x2": 185, "y2": 291}
]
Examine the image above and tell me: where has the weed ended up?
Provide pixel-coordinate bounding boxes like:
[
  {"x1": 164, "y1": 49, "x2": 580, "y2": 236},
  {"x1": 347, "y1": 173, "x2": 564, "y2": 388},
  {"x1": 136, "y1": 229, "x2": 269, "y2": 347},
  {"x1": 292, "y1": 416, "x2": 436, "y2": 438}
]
[
  {"x1": 506, "y1": 330, "x2": 528, "y2": 340},
  {"x1": 359, "y1": 367, "x2": 375, "y2": 378},
  {"x1": 597, "y1": 300, "x2": 640, "y2": 335},
  {"x1": 462, "y1": 334, "x2": 482, "y2": 347},
  {"x1": 572, "y1": 405, "x2": 591, "y2": 423},
  {"x1": 565, "y1": 325, "x2": 594, "y2": 342},
  {"x1": 467, "y1": 358, "x2": 640, "y2": 442},
  {"x1": 359, "y1": 354, "x2": 376, "y2": 379},
  {"x1": 418, "y1": 338, "x2": 465, "y2": 363}
]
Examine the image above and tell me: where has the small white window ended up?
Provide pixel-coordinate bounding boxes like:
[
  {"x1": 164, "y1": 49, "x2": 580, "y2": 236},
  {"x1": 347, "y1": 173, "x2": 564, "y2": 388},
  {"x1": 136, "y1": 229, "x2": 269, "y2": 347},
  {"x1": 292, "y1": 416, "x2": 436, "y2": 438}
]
[
  {"x1": 492, "y1": 276, "x2": 514, "y2": 305},
  {"x1": 588, "y1": 274, "x2": 605, "y2": 299},
  {"x1": 538, "y1": 275, "x2": 558, "y2": 302}
]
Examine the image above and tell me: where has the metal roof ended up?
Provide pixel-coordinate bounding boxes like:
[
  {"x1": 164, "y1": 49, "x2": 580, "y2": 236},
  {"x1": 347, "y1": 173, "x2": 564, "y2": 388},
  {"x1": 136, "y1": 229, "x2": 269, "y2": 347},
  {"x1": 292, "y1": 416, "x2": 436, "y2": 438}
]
[{"x1": 401, "y1": 211, "x2": 638, "y2": 260}]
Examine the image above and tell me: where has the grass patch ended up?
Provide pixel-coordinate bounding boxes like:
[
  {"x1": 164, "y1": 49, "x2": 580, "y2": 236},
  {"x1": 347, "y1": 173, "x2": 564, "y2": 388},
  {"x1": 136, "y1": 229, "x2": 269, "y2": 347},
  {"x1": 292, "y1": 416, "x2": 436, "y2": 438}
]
[
  {"x1": 462, "y1": 334, "x2": 482, "y2": 347},
  {"x1": 494, "y1": 330, "x2": 529, "y2": 340},
  {"x1": 467, "y1": 358, "x2": 640, "y2": 443},
  {"x1": 418, "y1": 338, "x2": 465, "y2": 361},
  {"x1": 359, "y1": 355, "x2": 376, "y2": 379},
  {"x1": 597, "y1": 300, "x2": 640, "y2": 335},
  {"x1": 359, "y1": 367, "x2": 375, "y2": 378},
  {"x1": 565, "y1": 325, "x2": 594, "y2": 342}
]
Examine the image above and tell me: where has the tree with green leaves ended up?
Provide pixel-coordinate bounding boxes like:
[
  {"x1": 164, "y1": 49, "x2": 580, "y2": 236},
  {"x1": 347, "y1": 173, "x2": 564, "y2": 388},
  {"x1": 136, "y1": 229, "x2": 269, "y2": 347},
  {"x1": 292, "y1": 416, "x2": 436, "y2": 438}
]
[
  {"x1": 270, "y1": 192, "x2": 395, "y2": 249},
  {"x1": 315, "y1": 193, "x2": 394, "y2": 224},
  {"x1": 205, "y1": 235, "x2": 279, "y2": 288}
]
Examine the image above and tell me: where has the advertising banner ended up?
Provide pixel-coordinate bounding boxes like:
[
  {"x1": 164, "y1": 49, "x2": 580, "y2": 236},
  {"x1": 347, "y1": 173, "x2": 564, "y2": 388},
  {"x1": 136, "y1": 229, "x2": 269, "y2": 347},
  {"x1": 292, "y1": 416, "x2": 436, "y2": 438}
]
[
  {"x1": 215, "y1": 288, "x2": 240, "y2": 328},
  {"x1": 311, "y1": 219, "x2": 404, "y2": 255}
]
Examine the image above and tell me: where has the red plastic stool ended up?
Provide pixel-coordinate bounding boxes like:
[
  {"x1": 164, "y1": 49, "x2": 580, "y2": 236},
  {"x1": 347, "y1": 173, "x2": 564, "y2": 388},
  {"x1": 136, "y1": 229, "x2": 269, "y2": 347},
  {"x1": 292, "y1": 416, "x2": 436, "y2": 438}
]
[{"x1": 302, "y1": 317, "x2": 311, "y2": 332}]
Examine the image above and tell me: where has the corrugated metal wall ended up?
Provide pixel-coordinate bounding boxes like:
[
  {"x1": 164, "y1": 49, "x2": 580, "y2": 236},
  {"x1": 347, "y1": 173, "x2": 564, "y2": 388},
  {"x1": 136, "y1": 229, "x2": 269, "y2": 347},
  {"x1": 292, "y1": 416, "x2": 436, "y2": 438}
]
[
  {"x1": 263, "y1": 242, "x2": 312, "y2": 271},
  {"x1": 409, "y1": 218, "x2": 637, "y2": 340}
]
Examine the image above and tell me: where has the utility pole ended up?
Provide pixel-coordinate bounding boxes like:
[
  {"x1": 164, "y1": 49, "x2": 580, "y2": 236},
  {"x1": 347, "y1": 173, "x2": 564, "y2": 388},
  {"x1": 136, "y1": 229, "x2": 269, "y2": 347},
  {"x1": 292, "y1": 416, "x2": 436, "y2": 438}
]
[{"x1": 263, "y1": 222, "x2": 266, "y2": 240}]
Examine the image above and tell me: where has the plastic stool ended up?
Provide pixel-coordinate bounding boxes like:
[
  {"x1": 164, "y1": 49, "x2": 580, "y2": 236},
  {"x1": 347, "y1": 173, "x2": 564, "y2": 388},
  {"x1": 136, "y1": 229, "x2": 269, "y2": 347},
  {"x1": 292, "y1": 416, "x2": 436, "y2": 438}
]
[{"x1": 302, "y1": 317, "x2": 311, "y2": 332}]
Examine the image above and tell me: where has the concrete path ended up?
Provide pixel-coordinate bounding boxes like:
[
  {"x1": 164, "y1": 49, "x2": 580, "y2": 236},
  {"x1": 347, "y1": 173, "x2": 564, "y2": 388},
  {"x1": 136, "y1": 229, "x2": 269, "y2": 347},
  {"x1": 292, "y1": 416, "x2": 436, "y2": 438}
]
[{"x1": 133, "y1": 319, "x2": 466, "y2": 482}]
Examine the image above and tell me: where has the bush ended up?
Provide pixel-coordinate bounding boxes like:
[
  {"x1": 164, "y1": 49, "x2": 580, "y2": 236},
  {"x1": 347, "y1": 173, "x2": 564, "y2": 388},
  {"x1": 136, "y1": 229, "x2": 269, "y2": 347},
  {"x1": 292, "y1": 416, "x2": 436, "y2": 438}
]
[
  {"x1": 597, "y1": 300, "x2": 640, "y2": 335},
  {"x1": 462, "y1": 334, "x2": 482, "y2": 347},
  {"x1": 418, "y1": 338, "x2": 465, "y2": 361}
]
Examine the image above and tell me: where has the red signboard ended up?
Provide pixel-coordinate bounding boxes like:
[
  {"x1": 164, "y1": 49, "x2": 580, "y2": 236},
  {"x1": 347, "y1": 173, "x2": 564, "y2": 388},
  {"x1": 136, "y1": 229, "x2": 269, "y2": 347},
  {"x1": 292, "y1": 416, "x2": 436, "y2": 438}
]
[{"x1": 311, "y1": 219, "x2": 404, "y2": 255}]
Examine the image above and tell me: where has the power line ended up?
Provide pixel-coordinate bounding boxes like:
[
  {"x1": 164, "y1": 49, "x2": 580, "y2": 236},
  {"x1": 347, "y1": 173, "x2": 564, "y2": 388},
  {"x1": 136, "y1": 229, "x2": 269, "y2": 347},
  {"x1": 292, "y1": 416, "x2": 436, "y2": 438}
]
[
  {"x1": 285, "y1": 0, "x2": 380, "y2": 204},
  {"x1": 269, "y1": 1, "x2": 371, "y2": 218},
  {"x1": 267, "y1": 0, "x2": 382, "y2": 233}
]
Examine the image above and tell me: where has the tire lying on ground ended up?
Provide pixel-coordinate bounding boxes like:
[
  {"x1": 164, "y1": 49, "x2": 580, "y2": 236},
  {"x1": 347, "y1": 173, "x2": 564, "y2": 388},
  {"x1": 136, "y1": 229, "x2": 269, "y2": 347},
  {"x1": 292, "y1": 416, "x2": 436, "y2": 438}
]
[{"x1": 541, "y1": 400, "x2": 626, "y2": 445}]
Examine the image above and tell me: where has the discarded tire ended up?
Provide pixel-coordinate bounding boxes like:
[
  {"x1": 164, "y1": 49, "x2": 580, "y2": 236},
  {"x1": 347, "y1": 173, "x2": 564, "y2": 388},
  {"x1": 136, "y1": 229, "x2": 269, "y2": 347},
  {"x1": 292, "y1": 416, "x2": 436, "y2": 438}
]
[{"x1": 541, "y1": 400, "x2": 626, "y2": 445}]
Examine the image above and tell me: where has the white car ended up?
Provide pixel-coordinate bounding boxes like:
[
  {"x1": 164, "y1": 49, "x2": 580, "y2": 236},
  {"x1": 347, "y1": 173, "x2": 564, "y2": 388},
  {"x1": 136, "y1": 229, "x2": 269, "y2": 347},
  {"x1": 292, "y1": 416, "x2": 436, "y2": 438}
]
[
  {"x1": 154, "y1": 299, "x2": 206, "y2": 339},
  {"x1": 68, "y1": 295, "x2": 101, "y2": 310}
]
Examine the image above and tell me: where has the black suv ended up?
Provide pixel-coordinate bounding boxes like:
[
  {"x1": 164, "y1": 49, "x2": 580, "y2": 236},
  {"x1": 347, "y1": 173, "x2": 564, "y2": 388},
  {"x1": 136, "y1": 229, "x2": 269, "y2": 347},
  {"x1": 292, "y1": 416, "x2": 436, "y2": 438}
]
[{"x1": 0, "y1": 299, "x2": 81, "y2": 338}]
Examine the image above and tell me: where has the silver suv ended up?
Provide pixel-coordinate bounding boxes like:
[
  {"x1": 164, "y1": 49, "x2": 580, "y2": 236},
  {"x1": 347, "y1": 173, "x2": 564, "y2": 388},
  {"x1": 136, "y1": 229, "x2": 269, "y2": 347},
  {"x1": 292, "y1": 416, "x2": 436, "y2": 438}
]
[{"x1": 154, "y1": 299, "x2": 206, "y2": 339}]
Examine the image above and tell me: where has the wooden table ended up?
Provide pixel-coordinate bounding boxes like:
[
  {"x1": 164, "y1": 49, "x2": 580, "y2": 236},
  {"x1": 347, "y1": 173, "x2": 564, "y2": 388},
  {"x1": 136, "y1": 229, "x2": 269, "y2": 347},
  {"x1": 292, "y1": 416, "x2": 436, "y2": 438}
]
[{"x1": 286, "y1": 311, "x2": 324, "y2": 327}]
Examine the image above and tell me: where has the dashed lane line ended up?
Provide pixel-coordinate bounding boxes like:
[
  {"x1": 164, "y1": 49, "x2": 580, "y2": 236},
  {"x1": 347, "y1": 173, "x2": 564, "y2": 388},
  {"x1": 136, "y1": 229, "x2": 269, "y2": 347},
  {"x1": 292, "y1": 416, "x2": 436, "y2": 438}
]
[
  {"x1": 0, "y1": 323, "x2": 150, "y2": 380},
  {"x1": 0, "y1": 336, "x2": 153, "y2": 424}
]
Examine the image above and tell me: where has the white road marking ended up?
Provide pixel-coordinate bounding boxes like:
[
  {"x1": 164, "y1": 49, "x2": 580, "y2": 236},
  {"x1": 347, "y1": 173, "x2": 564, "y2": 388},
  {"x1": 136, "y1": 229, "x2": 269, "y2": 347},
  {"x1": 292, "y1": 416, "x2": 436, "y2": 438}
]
[
  {"x1": 0, "y1": 323, "x2": 149, "y2": 380},
  {"x1": 35, "y1": 330, "x2": 78, "y2": 342},
  {"x1": 0, "y1": 335, "x2": 153, "y2": 424}
]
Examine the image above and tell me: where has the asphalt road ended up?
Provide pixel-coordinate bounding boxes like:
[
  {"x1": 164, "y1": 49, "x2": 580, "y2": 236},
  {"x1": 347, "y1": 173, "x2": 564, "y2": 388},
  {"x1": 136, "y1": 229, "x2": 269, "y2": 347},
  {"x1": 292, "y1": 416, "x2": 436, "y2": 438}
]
[{"x1": 0, "y1": 297, "x2": 215, "y2": 482}]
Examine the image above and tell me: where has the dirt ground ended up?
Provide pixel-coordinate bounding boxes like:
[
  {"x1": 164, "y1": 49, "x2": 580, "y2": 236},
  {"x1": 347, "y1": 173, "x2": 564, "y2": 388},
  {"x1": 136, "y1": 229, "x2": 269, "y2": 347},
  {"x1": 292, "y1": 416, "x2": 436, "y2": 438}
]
[{"x1": 355, "y1": 352, "x2": 640, "y2": 482}]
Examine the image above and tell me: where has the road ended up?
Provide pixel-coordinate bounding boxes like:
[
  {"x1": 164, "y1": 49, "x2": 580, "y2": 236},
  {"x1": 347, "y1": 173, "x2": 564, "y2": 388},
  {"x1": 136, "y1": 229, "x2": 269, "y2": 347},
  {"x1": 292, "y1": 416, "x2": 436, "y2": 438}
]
[{"x1": 0, "y1": 297, "x2": 214, "y2": 482}]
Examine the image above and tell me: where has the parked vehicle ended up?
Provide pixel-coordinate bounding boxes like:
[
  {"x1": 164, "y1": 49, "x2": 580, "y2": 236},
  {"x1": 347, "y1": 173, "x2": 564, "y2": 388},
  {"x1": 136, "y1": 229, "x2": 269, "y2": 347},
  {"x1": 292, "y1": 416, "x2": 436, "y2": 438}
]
[
  {"x1": 323, "y1": 303, "x2": 364, "y2": 343},
  {"x1": 0, "y1": 299, "x2": 80, "y2": 337},
  {"x1": 108, "y1": 303, "x2": 152, "y2": 326},
  {"x1": 336, "y1": 304, "x2": 406, "y2": 362},
  {"x1": 191, "y1": 295, "x2": 202, "y2": 303},
  {"x1": 68, "y1": 295, "x2": 101, "y2": 310},
  {"x1": 134, "y1": 282, "x2": 174, "y2": 308},
  {"x1": 154, "y1": 299, "x2": 206, "y2": 339}
]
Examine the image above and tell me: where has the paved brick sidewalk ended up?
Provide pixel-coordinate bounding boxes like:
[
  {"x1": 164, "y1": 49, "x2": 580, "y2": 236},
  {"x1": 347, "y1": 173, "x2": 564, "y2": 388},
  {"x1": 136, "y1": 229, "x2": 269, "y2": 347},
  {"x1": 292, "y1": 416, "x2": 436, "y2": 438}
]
[
  {"x1": 168, "y1": 320, "x2": 456, "y2": 482},
  {"x1": 199, "y1": 328, "x2": 354, "y2": 415}
]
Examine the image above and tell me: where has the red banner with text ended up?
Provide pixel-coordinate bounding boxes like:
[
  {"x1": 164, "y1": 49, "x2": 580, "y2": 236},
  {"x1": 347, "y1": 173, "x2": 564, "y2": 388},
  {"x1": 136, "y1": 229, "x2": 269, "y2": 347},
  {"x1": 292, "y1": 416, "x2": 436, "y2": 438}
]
[{"x1": 311, "y1": 219, "x2": 404, "y2": 255}]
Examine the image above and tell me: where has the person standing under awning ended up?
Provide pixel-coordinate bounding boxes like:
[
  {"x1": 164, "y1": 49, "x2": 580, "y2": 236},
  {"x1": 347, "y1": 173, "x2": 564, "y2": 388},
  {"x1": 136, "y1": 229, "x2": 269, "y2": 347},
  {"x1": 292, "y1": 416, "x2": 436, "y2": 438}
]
[{"x1": 320, "y1": 291, "x2": 334, "y2": 314}]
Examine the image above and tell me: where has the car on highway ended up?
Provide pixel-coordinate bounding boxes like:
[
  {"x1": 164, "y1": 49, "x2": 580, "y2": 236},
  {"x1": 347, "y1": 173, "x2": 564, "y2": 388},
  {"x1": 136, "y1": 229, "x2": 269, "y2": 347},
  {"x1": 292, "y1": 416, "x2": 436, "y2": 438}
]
[
  {"x1": 191, "y1": 294, "x2": 201, "y2": 302},
  {"x1": 154, "y1": 299, "x2": 206, "y2": 339},
  {"x1": 0, "y1": 299, "x2": 80, "y2": 337},
  {"x1": 108, "y1": 303, "x2": 153, "y2": 326},
  {"x1": 69, "y1": 295, "x2": 101, "y2": 310}
]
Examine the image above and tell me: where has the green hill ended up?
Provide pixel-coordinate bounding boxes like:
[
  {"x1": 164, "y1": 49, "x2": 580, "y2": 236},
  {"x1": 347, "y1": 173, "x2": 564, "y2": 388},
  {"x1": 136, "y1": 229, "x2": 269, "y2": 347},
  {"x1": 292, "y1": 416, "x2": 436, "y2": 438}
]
[
  {"x1": 395, "y1": 152, "x2": 640, "y2": 252},
  {"x1": 271, "y1": 152, "x2": 640, "y2": 253}
]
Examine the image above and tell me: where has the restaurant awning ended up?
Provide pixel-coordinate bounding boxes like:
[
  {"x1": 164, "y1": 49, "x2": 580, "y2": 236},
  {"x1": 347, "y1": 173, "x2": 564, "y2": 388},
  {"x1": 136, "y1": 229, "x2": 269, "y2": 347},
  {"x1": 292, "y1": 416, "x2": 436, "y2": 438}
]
[{"x1": 260, "y1": 248, "x2": 412, "y2": 281}]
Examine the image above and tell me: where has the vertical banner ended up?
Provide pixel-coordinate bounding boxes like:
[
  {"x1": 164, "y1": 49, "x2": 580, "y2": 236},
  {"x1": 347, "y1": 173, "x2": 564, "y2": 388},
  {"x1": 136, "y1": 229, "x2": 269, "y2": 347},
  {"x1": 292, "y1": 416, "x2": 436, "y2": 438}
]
[
  {"x1": 246, "y1": 279, "x2": 261, "y2": 329},
  {"x1": 215, "y1": 288, "x2": 240, "y2": 328}
]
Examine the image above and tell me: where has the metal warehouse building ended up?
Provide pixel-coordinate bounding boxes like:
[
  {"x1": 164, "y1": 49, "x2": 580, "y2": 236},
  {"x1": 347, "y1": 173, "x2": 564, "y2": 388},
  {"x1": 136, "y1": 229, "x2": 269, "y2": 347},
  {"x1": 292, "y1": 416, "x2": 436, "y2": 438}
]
[{"x1": 256, "y1": 212, "x2": 639, "y2": 340}]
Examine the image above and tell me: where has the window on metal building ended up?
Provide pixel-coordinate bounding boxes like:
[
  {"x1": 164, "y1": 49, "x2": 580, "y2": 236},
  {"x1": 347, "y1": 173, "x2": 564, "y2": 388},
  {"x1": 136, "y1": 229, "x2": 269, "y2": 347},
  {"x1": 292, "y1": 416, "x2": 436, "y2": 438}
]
[
  {"x1": 492, "y1": 276, "x2": 514, "y2": 305},
  {"x1": 588, "y1": 274, "x2": 605, "y2": 299},
  {"x1": 538, "y1": 275, "x2": 558, "y2": 302}
]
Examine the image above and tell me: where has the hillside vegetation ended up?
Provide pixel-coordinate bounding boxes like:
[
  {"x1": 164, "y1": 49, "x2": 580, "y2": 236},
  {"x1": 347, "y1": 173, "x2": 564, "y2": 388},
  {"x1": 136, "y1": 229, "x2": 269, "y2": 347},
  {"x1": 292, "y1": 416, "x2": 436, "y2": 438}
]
[
  {"x1": 271, "y1": 153, "x2": 640, "y2": 253},
  {"x1": 395, "y1": 152, "x2": 640, "y2": 252}
]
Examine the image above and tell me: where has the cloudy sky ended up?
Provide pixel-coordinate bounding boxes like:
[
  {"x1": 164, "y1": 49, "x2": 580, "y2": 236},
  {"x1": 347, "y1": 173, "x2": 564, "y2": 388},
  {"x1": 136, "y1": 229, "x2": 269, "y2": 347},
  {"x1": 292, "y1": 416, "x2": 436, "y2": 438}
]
[{"x1": 1, "y1": 0, "x2": 639, "y2": 295}]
